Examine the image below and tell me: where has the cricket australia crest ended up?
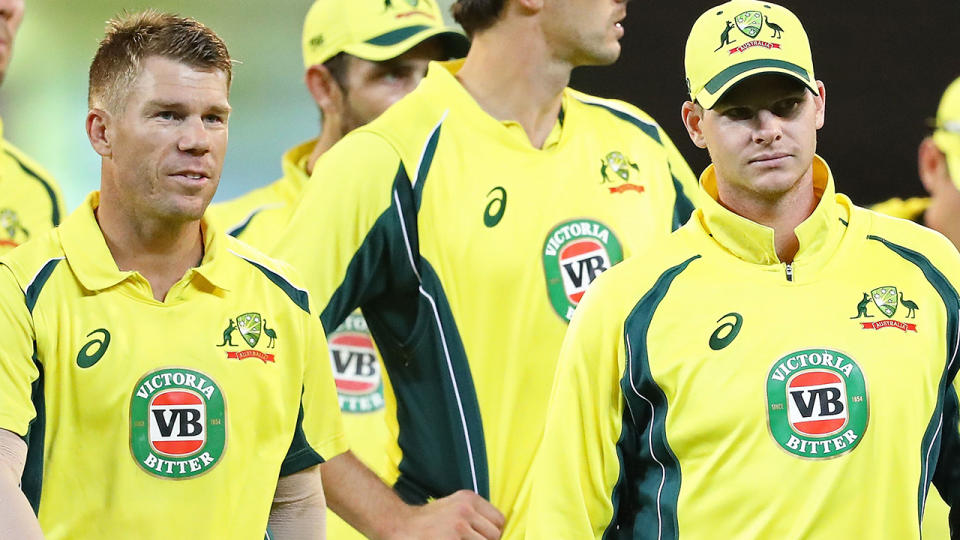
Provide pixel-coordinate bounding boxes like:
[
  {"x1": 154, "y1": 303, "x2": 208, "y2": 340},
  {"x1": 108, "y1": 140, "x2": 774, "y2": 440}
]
[
  {"x1": 217, "y1": 311, "x2": 278, "y2": 363},
  {"x1": 600, "y1": 151, "x2": 644, "y2": 194},
  {"x1": 850, "y1": 286, "x2": 919, "y2": 332}
]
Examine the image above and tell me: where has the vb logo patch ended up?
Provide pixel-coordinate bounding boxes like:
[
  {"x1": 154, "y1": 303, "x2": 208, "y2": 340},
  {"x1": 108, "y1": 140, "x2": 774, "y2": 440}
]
[
  {"x1": 600, "y1": 151, "x2": 644, "y2": 194},
  {"x1": 329, "y1": 313, "x2": 385, "y2": 414},
  {"x1": 543, "y1": 219, "x2": 623, "y2": 321},
  {"x1": 217, "y1": 312, "x2": 278, "y2": 362},
  {"x1": 130, "y1": 368, "x2": 226, "y2": 478},
  {"x1": 849, "y1": 286, "x2": 919, "y2": 332},
  {"x1": 766, "y1": 349, "x2": 868, "y2": 459}
]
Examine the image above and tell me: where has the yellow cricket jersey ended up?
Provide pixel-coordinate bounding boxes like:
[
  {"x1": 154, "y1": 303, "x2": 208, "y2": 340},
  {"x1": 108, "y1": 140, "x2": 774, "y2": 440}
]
[
  {"x1": 208, "y1": 142, "x2": 391, "y2": 540},
  {"x1": 0, "y1": 192, "x2": 347, "y2": 540},
  {"x1": 871, "y1": 196, "x2": 930, "y2": 224},
  {"x1": 871, "y1": 194, "x2": 950, "y2": 540},
  {"x1": 527, "y1": 156, "x2": 960, "y2": 539},
  {"x1": 273, "y1": 59, "x2": 701, "y2": 537},
  {"x1": 0, "y1": 118, "x2": 65, "y2": 254}
]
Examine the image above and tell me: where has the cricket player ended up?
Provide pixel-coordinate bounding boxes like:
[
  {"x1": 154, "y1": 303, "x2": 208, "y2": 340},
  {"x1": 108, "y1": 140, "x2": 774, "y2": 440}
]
[
  {"x1": 206, "y1": 1, "x2": 469, "y2": 537},
  {"x1": 874, "y1": 76, "x2": 960, "y2": 251},
  {"x1": 273, "y1": 0, "x2": 700, "y2": 536},
  {"x1": 0, "y1": 10, "x2": 501, "y2": 540},
  {"x1": 527, "y1": 1, "x2": 959, "y2": 538},
  {"x1": 0, "y1": 0, "x2": 65, "y2": 254}
]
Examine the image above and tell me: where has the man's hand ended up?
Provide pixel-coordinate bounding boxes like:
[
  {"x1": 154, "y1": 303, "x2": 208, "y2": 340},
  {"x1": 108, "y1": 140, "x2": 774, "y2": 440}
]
[
  {"x1": 919, "y1": 137, "x2": 960, "y2": 249},
  {"x1": 320, "y1": 451, "x2": 504, "y2": 540},
  {"x1": 391, "y1": 489, "x2": 504, "y2": 540}
]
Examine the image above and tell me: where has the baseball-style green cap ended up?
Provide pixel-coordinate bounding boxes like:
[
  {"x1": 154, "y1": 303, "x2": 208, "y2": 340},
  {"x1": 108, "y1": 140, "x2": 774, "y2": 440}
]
[
  {"x1": 302, "y1": 0, "x2": 470, "y2": 69},
  {"x1": 932, "y1": 76, "x2": 960, "y2": 187},
  {"x1": 685, "y1": 0, "x2": 817, "y2": 109}
]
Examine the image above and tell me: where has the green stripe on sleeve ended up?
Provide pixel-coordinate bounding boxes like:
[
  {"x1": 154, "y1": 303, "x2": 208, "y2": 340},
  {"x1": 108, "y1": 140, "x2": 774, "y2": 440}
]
[
  {"x1": 609, "y1": 255, "x2": 699, "y2": 539},
  {"x1": 866, "y1": 235, "x2": 960, "y2": 526}
]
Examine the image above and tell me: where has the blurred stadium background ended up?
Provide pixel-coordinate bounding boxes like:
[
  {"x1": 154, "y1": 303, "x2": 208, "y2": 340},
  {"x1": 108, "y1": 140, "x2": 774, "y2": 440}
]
[{"x1": 3, "y1": 1, "x2": 958, "y2": 211}]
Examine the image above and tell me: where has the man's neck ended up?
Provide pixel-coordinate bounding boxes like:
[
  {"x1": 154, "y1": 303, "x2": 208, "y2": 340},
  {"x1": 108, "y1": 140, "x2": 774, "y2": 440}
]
[
  {"x1": 455, "y1": 22, "x2": 571, "y2": 149},
  {"x1": 96, "y1": 194, "x2": 204, "y2": 302},
  {"x1": 716, "y1": 166, "x2": 818, "y2": 263}
]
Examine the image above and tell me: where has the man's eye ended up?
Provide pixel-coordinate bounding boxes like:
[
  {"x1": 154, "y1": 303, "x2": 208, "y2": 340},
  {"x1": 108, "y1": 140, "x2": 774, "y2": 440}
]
[
  {"x1": 157, "y1": 111, "x2": 178, "y2": 121},
  {"x1": 774, "y1": 99, "x2": 802, "y2": 116},
  {"x1": 204, "y1": 114, "x2": 224, "y2": 124},
  {"x1": 723, "y1": 107, "x2": 752, "y2": 120}
]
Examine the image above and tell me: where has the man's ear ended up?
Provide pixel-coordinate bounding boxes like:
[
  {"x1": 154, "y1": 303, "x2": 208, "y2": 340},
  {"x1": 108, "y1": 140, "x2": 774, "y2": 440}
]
[
  {"x1": 919, "y1": 137, "x2": 951, "y2": 195},
  {"x1": 86, "y1": 108, "x2": 112, "y2": 158},
  {"x1": 681, "y1": 101, "x2": 708, "y2": 149},
  {"x1": 305, "y1": 63, "x2": 345, "y2": 119}
]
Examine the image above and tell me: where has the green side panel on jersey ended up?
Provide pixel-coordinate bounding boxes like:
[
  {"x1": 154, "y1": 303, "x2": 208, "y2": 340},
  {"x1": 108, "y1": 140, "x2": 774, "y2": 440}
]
[
  {"x1": 227, "y1": 207, "x2": 268, "y2": 239},
  {"x1": 670, "y1": 173, "x2": 695, "y2": 230},
  {"x1": 614, "y1": 255, "x2": 700, "y2": 539},
  {"x1": 24, "y1": 258, "x2": 62, "y2": 314},
  {"x1": 867, "y1": 235, "x2": 960, "y2": 526},
  {"x1": 21, "y1": 345, "x2": 44, "y2": 514},
  {"x1": 319, "y1": 155, "x2": 489, "y2": 502},
  {"x1": 602, "y1": 405, "x2": 641, "y2": 540},
  {"x1": 933, "y1": 384, "x2": 960, "y2": 534},
  {"x1": 5, "y1": 149, "x2": 61, "y2": 226},
  {"x1": 236, "y1": 255, "x2": 310, "y2": 315},
  {"x1": 279, "y1": 392, "x2": 325, "y2": 477}
]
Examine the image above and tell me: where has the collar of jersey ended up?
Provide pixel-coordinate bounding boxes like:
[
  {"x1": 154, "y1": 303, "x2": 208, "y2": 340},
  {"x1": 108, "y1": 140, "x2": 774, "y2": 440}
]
[
  {"x1": 280, "y1": 138, "x2": 316, "y2": 196},
  {"x1": 426, "y1": 59, "x2": 566, "y2": 150},
  {"x1": 697, "y1": 155, "x2": 846, "y2": 267},
  {"x1": 59, "y1": 191, "x2": 231, "y2": 293}
]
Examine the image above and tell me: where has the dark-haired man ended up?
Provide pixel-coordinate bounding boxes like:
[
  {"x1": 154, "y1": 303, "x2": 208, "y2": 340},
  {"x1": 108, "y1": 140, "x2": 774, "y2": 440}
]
[
  {"x1": 274, "y1": 0, "x2": 700, "y2": 537},
  {"x1": 206, "y1": 1, "x2": 475, "y2": 538},
  {"x1": 0, "y1": 0, "x2": 65, "y2": 254},
  {"x1": 528, "y1": 1, "x2": 959, "y2": 537}
]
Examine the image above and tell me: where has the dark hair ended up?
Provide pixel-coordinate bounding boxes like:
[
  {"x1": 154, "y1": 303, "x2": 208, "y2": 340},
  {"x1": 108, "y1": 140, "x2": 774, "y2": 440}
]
[
  {"x1": 451, "y1": 0, "x2": 506, "y2": 37},
  {"x1": 89, "y1": 10, "x2": 232, "y2": 112},
  {"x1": 323, "y1": 53, "x2": 351, "y2": 91}
]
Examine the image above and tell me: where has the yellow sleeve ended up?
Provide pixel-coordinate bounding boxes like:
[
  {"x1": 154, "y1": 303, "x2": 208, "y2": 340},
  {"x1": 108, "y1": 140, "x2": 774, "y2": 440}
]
[
  {"x1": 526, "y1": 276, "x2": 627, "y2": 539},
  {"x1": 272, "y1": 131, "x2": 407, "y2": 334},
  {"x1": 0, "y1": 263, "x2": 40, "y2": 436},
  {"x1": 660, "y1": 127, "x2": 702, "y2": 228},
  {"x1": 300, "y1": 311, "x2": 348, "y2": 461}
]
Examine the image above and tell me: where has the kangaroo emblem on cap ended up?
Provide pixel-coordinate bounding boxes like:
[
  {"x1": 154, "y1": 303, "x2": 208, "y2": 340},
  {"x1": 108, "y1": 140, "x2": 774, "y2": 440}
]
[{"x1": 714, "y1": 20, "x2": 736, "y2": 52}]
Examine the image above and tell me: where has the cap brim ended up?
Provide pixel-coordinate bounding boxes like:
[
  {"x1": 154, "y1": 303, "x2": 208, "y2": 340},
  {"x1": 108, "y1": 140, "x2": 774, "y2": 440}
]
[
  {"x1": 343, "y1": 26, "x2": 470, "y2": 63},
  {"x1": 694, "y1": 59, "x2": 817, "y2": 109}
]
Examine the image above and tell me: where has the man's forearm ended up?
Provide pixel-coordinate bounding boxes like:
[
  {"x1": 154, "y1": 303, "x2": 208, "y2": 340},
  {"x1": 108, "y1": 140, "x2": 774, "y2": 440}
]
[
  {"x1": 0, "y1": 429, "x2": 43, "y2": 539},
  {"x1": 320, "y1": 451, "x2": 409, "y2": 540},
  {"x1": 269, "y1": 464, "x2": 326, "y2": 540},
  {"x1": 321, "y1": 451, "x2": 504, "y2": 540}
]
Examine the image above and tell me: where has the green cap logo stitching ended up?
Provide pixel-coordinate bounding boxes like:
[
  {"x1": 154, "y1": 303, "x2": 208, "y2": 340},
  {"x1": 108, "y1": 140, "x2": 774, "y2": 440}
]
[
  {"x1": 130, "y1": 368, "x2": 226, "y2": 479},
  {"x1": 542, "y1": 219, "x2": 623, "y2": 322},
  {"x1": 766, "y1": 349, "x2": 869, "y2": 459}
]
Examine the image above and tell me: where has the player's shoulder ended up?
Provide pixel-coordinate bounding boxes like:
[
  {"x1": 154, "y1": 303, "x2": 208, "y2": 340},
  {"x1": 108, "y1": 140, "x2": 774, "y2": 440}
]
[
  {"x1": 869, "y1": 196, "x2": 928, "y2": 223},
  {"x1": 854, "y1": 202, "x2": 960, "y2": 269},
  {"x1": 206, "y1": 179, "x2": 290, "y2": 235},
  {"x1": 356, "y1": 88, "x2": 448, "y2": 162},
  {"x1": 0, "y1": 137, "x2": 65, "y2": 211},
  {"x1": 0, "y1": 226, "x2": 66, "y2": 291},
  {"x1": 219, "y1": 234, "x2": 313, "y2": 314},
  {"x1": 565, "y1": 88, "x2": 666, "y2": 141},
  {"x1": 584, "y1": 226, "x2": 702, "y2": 315}
]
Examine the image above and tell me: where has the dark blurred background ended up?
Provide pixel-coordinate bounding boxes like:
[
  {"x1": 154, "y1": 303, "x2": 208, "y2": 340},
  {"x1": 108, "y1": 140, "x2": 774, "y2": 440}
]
[{"x1": 571, "y1": 1, "x2": 960, "y2": 206}]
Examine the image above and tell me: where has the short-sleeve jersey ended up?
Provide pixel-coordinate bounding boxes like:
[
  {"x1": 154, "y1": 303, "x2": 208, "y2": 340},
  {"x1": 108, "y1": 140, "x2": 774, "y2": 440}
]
[
  {"x1": 527, "y1": 157, "x2": 960, "y2": 539},
  {"x1": 0, "y1": 118, "x2": 66, "y2": 254},
  {"x1": 273, "y1": 59, "x2": 701, "y2": 537},
  {"x1": 208, "y1": 143, "x2": 391, "y2": 540},
  {"x1": 0, "y1": 192, "x2": 347, "y2": 540}
]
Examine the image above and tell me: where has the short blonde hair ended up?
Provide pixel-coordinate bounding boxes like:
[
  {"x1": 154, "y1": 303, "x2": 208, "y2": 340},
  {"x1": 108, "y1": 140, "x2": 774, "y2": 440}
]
[{"x1": 88, "y1": 10, "x2": 232, "y2": 113}]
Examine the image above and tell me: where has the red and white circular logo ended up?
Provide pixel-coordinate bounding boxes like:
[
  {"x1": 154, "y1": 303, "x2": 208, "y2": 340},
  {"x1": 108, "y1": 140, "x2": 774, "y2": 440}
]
[
  {"x1": 558, "y1": 239, "x2": 612, "y2": 304},
  {"x1": 148, "y1": 389, "x2": 206, "y2": 457},
  {"x1": 328, "y1": 315, "x2": 385, "y2": 414},
  {"x1": 786, "y1": 370, "x2": 848, "y2": 437}
]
